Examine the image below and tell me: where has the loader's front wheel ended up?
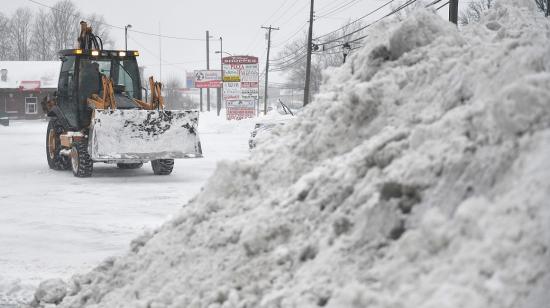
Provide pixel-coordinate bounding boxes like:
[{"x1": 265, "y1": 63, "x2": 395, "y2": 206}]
[
  {"x1": 117, "y1": 162, "x2": 143, "y2": 169},
  {"x1": 46, "y1": 120, "x2": 70, "y2": 170},
  {"x1": 151, "y1": 159, "x2": 174, "y2": 175},
  {"x1": 71, "y1": 142, "x2": 93, "y2": 178}
]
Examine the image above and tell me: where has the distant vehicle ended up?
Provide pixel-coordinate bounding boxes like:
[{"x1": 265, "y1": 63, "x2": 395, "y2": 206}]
[
  {"x1": 249, "y1": 117, "x2": 293, "y2": 149},
  {"x1": 249, "y1": 99, "x2": 297, "y2": 149},
  {"x1": 0, "y1": 111, "x2": 9, "y2": 126}
]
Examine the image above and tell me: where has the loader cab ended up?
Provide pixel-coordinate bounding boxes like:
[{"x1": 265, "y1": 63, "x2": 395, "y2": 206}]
[{"x1": 57, "y1": 49, "x2": 142, "y2": 129}]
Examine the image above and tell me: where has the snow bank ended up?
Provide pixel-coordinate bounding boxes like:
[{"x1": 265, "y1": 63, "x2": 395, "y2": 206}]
[
  {"x1": 41, "y1": 2, "x2": 550, "y2": 307},
  {"x1": 33, "y1": 279, "x2": 67, "y2": 305}
]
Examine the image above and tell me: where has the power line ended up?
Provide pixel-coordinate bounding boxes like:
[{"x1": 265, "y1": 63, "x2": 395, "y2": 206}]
[
  {"x1": 316, "y1": 0, "x2": 418, "y2": 46},
  {"x1": 264, "y1": 0, "x2": 294, "y2": 25},
  {"x1": 317, "y1": 0, "x2": 364, "y2": 18},
  {"x1": 272, "y1": 0, "x2": 397, "y2": 58},
  {"x1": 141, "y1": 60, "x2": 204, "y2": 66},
  {"x1": 321, "y1": 34, "x2": 368, "y2": 52},
  {"x1": 270, "y1": 53, "x2": 308, "y2": 71},
  {"x1": 245, "y1": 30, "x2": 263, "y2": 55},
  {"x1": 436, "y1": 1, "x2": 450, "y2": 10},
  {"x1": 271, "y1": 22, "x2": 308, "y2": 48},
  {"x1": 319, "y1": 45, "x2": 363, "y2": 55},
  {"x1": 270, "y1": 48, "x2": 308, "y2": 64},
  {"x1": 315, "y1": 0, "x2": 356, "y2": 17},
  {"x1": 272, "y1": 44, "x2": 363, "y2": 69},
  {"x1": 245, "y1": 0, "x2": 303, "y2": 54},
  {"x1": 272, "y1": 0, "x2": 420, "y2": 73},
  {"x1": 425, "y1": 0, "x2": 445, "y2": 7},
  {"x1": 314, "y1": 0, "x2": 395, "y2": 41},
  {"x1": 28, "y1": 0, "x2": 205, "y2": 41},
  {"x1": 279, "y1": 2, "x2": 311, "y2": 27},
  {"x1": 128, "y1": 36, "x2": 191, "y2": 72}
]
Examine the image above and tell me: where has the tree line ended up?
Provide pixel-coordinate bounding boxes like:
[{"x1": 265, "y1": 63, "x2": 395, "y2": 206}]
[
  {"x1": 460, "y1": 0, "x2": 546, "y2": 25},
  {"x1": 0, "y1": 0, "x2": 112, "y2": 61}
]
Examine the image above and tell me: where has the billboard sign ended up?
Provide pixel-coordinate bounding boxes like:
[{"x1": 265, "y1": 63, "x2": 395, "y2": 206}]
[
  {"x1": 222, "y1": 56, "x2": 259, "y2": 120},
  {"x1": 194, "y1": 70, "x2": 222, "y2": 88}
]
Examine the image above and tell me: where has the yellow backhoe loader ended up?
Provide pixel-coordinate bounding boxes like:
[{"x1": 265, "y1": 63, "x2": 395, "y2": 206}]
[{"x1": 43, "y1": 21, "x2": 202, "y2": 177}]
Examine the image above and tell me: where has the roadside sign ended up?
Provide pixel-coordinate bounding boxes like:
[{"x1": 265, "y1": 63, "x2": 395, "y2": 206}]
[
  {"x1": 194, "y1": 70, "x2": 222, "y2": 88},
  {"x1": 222, "y1": 56, "x2": 259, "y2": 120}
]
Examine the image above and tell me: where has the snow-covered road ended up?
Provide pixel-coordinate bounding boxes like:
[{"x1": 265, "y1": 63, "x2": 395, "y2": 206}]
[{"x1": 0, "y1": 114, "x2": 254, "y2": 303}]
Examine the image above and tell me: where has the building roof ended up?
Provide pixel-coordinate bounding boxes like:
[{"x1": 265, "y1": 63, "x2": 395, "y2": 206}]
[{"x1": 0, "y1": 61, "x2": 60, "y2": 89}]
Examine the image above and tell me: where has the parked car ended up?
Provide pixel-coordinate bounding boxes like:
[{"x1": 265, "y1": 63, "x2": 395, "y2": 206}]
[{"x1": 249, "y1": 117, "x2": 293, "y2": 149}]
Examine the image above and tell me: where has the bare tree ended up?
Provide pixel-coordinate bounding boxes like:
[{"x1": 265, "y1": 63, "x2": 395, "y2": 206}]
[
  {"x1": 10, "y1": 8, "x2": 33, "y2": 61},
  {"x1": 31, "y1": 9, "x2": 55, "y2": 61},
  {"x1": 1, "y1": 1, "x2": 113, "y2": 61},
  {"x1": 459, "y1": 0, "x2": 494, "y2": 25},
  {"x1": 274, "y1": 19, "x2": 364, "y2": 96},
  {"x1": 50, "y1": 0, "x2": 80, "y2": 51},
  {"x1": 535, "y1": 0, "x2": 548, "y2": 15},
  {"x1": 86, "y1": 14, "x2": 113, "y2": 49},
  {"x1": 163, "y1": 77, "x2": 197, "y2": 110},
  {"x1": 0, "y1": 13, "x2": 13, "y2": 60}
]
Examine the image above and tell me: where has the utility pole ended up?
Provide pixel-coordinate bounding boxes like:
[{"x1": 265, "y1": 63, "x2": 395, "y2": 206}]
[
  {"x1": 200, "y1": 88, "x2": 203, "y2": 112},
  {"x1": 449, "y1": 0, "x2": 459, "y2": 24},
  {"x1": 206, "y1": 31, "x2": 211, "y2": 112},
  {"x1": 159, "y1": 22, "x2": 162, "y2": 83},
  {"x1": 261, "y1": 25, "x2": 279, "y2": 115},
  {"x1": 547, "y1": 0, "x2": 549, "y2": 17},
  {"x1": 218, "y1": 36, "x2": 222, "y2": 116},
  {"x1": 303, "y1": 0, "x2": 314, "y2": 106}
]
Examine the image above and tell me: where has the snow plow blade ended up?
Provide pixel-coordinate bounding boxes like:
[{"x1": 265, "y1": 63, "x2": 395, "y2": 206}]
[{"x1": 90, "y1": 109, "x2": 202, "y2": 161}]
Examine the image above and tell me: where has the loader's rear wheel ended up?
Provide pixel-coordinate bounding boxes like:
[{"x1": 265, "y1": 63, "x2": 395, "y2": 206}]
[
  {"x1": 46, "y1": 120, "x2": 70, "y2": 170},
  {"x1": 71, "y1": 142, "x2": 93, "y2": 178},
  {"x1": 117, "y1": 162, "x2": 143, "y2": 169},
  {"x1": 151, "y1": 159, "x2": 174, "y2": 175}
]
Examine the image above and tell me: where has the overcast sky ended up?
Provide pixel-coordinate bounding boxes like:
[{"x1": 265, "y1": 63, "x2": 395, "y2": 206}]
[{"x1": 4, "y1": 0, "x2": 455, "y2": 83}]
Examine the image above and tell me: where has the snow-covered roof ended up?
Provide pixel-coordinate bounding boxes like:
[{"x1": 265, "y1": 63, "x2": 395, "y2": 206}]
[{"x1": 0, "y1": 61, "x2": 61, "y2": 89}]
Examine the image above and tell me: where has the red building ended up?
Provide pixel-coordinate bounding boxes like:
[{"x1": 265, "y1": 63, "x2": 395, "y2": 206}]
[{"x1": 0, "y1": 61, "x2": 60, "y2": 119}]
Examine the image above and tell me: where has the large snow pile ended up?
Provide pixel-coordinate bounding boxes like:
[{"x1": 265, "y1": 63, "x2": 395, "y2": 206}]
[{"x1": 40, "y1": 1, "x2": 550, "y2": 307}]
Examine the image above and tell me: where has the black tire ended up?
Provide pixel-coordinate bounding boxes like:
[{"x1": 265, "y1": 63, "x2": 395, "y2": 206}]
[
  {"x1": 151, "y1": 159, "x2": 174, "y2": 175},
  {"x1": 71, "y1": 141, "x2": 93, "y2": 177},
  {"x1": 46, "y1": 120, "x2": 70, "y2": 170},
  {"x1": 117, "y1": 162, "x2": 143, "y2": 169}
]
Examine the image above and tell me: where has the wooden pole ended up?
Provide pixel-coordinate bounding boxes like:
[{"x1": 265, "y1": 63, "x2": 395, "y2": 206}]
[
  {"x1": 303, "y1": 0, "x2": 314, "y2": 106},
  {"x1": 261, "y1": 26, "x2": 279, "y2": 115},
  {"x1": 206, "y1": 30, "x2": 211, "y2": 112},
  {"x1": 200, "y1": 88, "x2": 203, "y2": 112},
  {"x1": 449, "y1": 0, "x2": 459, "y2": 24},
  {"x1": 218, "y1": 37, "x2": 222, "y2": 116}
]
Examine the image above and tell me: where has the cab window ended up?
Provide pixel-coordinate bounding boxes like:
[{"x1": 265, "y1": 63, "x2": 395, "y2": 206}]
[{"x1": 57, "y1": 56, "x2": 78, "y2": 127}]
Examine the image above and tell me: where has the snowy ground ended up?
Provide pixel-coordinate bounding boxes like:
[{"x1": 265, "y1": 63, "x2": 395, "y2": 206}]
[{"x1": 0, "y1": 112, "x2": 268, "y2": 304}]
